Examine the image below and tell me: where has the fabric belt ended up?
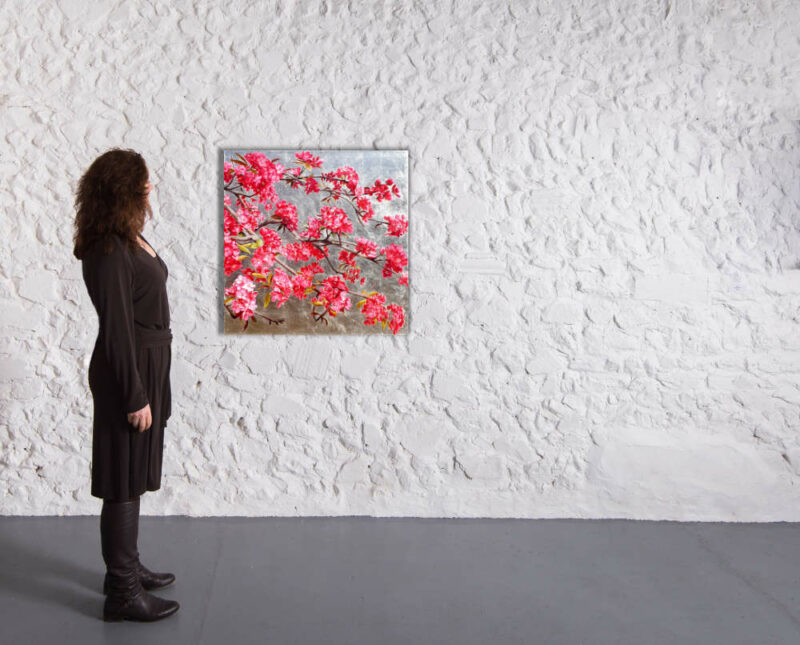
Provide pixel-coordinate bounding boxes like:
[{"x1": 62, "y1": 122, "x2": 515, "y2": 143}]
[{"x1": 135, "y1": 326, "x2": 173, "y2": 348}]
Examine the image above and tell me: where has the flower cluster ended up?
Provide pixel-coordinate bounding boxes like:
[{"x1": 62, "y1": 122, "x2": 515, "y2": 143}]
[
  {"x1": 364, "y1": 178, "x2": 400, "y2": 202},
  {"x1": 359, "y1": 293, "x2": 405, "y2": 334},
  {"x1": 379, "y1": 243, "x2": 408, "y2": 278},
  {"x1": 319, "y1": 206, "x2": 353, "y2": 235},
  {"x1": 384, "y1": 213, "x2": 408, "y2": 237},
  {"x1": 224, "y1": 274, "x2": 257, "y2": 321},
  {"x1": 322, "y1": 166, "x2": 360, "y2": 198},
  {"x1": 274, "y1": 200, "x2": 299, "y2": 231},
  {"x1": 224, "y1": 153, "x2": 285, "y2": 210},
  {"x1": 295, "y1": 151, "x2": 323, "y2": 169}
]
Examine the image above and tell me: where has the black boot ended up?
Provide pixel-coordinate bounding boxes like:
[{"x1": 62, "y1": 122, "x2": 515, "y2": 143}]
[
  {"x1": 102, "y1": 498, "x2": 176, "y2": 594},
  {"x1": 100, "y1": 498, "x2": 180, "y2": 622},
  {"x1": 103, "y1": 562, "x2": 176, "y2": 594}
]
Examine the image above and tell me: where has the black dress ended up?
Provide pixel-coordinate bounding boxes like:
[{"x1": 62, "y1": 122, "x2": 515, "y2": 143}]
[{"x1": 81, "y1": 232, "x2": 172, "y2": 500}]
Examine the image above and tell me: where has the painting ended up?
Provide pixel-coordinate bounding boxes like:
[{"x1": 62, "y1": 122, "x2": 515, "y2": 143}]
[{"x1": 222, "y1": 149, "x2": 409, "y2": 335}]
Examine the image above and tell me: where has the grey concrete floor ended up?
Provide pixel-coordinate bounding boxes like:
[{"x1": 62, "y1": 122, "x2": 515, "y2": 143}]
[{"x1": 1, "y1": 516, "x2": 799, "y2": 644}]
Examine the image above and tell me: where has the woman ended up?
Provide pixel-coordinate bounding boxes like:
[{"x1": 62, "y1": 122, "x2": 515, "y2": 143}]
[{"x1": 73, "y1": 148, "x2": 179, "y2": 622}]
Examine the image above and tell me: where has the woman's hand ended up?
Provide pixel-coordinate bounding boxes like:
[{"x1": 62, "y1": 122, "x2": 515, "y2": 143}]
[{"x1": 127, "y1": 404, "x2": 152, "y2": 433}]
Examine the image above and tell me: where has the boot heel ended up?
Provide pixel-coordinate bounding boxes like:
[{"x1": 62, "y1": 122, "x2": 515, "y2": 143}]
[{"x1": 103, "y1": 611, "x2": 124, "y2": 622}]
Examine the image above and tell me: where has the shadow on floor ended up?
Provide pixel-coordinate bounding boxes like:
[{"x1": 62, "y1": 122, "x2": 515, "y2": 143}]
[{"x1": 0, "y1": 525, "x2": 101, "y2": 619}]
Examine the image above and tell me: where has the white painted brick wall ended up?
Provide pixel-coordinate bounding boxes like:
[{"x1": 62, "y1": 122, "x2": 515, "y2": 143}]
[{"x1": 1, "y1": 0, "x2": 799, "y2": 520}]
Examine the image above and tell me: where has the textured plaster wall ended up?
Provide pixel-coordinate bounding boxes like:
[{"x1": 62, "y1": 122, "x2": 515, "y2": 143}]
[{"x1": 1, "y1": 0, "x2": 799, "y2": 519}]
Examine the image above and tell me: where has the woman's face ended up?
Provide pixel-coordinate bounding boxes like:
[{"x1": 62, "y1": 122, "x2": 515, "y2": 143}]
[{"x1": 144, "y1": 178, "x2": 153, "y2": 203}]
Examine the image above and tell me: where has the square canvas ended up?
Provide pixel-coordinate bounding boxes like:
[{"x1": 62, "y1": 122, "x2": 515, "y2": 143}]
[{"x1": 222, "y1": 149, "x2": 409, "y2": 335}]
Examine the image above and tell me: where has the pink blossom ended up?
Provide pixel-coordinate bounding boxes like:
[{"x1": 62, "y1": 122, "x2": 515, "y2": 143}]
[
  {"x1": 364, "y1": 178, "x2": 400, "y2": 202},
  {"x1": 361, "y1": 293, "x2": 388, "y2": 326},
  {"x1": 320, "y1": 206, "x2": 352, "y2": 234},
  {"x1": 236, "y1": 203, "x2": 260, "y2": 230},
  {"x1": 224, "y1": 210, "x2": 242, "y2": 238},
  {"x1": 274, "y1": 200, "x2": 298, "y2": 231},
  {"x1": 224, "y1": 236, "x2": 242, "y2": 276},
  {"x1": 302, "y1": 216, "x2": 323, "y2": 240},
  {"x1": 270, "y1": 269, "x2": 293, "y2": 308},
  {"x1": 250, "y1": 245, "x2": 277, "y2": 272},
  {"x1": 387, "y1": 303, "x2": 405, "y2": 334},
  {"x1": 304, "y1": 175, "x2": 320, "y2": 194},
  {"x1": 379, "y1": 243, "x2": 408, "y2": 278},
  {"x1": 355, "y1": 196, "x2": 374, "y2": 221},
  {"x1": 384, "y1": 213, "x2": 408, "y2": 237},
  {"x1": 299, "y1": 262, "x2": 324, "y2": 277},
  {"x1": 259, "y1": 227, "x2": 283, "y2": 253},
  {"x1": 355, "y1": 237, "x2": 378, "y2": 258},
  {"x1": 284, "y1": 241, "x2": 314, "y2": 263},
  {"x1": 318, "y1": 275, "x2": 351, "y2": 314},
  {"x1": 321, "y1": 166, "x2": 360, "y2": 198},
  {"x1": 341, "y1": 263, "x2": 362, "y2": 285},
  {"x1": 225, "y1": 274, "x2": 257, "y2": 320},
  {"x1": 236, "y1": 152, "x2": 285, "y2": 209},
  {"x1": 291, "y1": 272, "x2": 313, "y2": 299},
  {"x1": 295, "y1": 151, "x2": 324, "y2": 168},
  {"x1": 338, "y1": 249, "x2": 359, "y2": 270}
]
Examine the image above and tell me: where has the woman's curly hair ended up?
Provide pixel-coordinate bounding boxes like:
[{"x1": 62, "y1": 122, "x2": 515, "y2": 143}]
[{"x1": 72, "y1": 148, "x2": 153, "y2": 260}]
